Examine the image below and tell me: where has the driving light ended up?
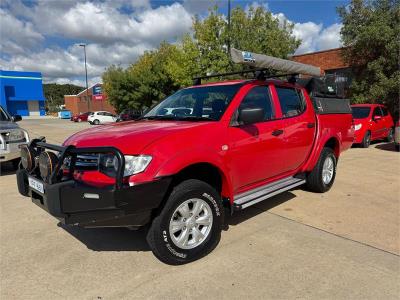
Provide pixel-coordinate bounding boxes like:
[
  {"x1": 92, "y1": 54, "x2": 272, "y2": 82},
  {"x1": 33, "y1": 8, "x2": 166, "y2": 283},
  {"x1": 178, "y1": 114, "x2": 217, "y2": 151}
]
[
  {"x1": 354, "y1": 124, "x2": 362, "y2": 131},
  {"x1": 21, "y1": 145, "x2": 36, "y2": 171},
  {"x1": 39, "y1": 151, "x2": 59, "y2": 181},
  {"x1": 124, "y1": 155, "x2": 152, "y2": 176}
]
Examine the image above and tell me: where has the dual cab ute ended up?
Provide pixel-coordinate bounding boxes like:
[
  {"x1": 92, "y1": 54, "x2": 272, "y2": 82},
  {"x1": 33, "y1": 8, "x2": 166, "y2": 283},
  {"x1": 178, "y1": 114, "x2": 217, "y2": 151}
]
[{"x1": 16, "y1": 50, "x2": 354, "y2": 264}]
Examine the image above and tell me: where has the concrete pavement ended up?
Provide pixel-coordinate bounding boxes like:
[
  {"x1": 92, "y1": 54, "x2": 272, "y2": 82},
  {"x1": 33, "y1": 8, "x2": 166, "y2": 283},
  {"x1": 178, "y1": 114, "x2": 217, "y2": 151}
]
[{"x1": 1, "y1": 118, "x2": 399, "y2": 299}]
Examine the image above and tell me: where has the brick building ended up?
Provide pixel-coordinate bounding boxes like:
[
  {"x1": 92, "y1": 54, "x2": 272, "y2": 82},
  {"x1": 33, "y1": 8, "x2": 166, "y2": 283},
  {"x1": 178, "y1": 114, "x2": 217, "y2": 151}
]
[{"x1": 64, "y1": 83, "x2": 115, "y2": 115}]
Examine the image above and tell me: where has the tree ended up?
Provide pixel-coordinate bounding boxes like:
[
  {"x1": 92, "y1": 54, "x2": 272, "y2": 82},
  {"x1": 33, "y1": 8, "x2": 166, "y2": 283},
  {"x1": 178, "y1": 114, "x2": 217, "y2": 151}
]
[
  {"x1": 338, "y1": 0, "x2": 400, "y2": 117},
  {"x1": 43, "y1": 83, "x2": 83, "y2": 112}
]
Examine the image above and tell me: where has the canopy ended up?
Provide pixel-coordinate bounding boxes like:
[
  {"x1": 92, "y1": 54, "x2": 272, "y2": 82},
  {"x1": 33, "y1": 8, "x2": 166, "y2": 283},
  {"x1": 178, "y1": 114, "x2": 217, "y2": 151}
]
[{"x1": 230, "y1": 48, "x2": 322, "y2": 77}]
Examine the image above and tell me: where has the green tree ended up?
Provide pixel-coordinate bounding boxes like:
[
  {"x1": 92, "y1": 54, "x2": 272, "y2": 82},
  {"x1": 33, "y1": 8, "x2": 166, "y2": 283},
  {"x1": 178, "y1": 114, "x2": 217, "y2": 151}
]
[
  {"x1": 43, "y1": 83, "x2": 83, "y2": 112},
  {"x1": 338, "y1": 0, "x2": 400, "y2": 117}
]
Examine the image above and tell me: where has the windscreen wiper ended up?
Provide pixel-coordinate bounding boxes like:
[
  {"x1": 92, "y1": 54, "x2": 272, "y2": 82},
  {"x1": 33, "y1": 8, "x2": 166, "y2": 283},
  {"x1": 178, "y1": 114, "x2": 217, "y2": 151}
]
[{"x1": 177, "y1": 116, "x2": 214, "y2": 121}]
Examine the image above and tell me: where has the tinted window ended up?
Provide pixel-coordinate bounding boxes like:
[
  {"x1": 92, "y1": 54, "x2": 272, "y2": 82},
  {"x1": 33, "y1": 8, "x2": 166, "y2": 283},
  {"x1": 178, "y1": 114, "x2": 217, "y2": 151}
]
[
  {"x1": 351, "y1": 107, "x2": 371, "y2": 119},
  {"x1": 276, "y1": 87, "x2": 305, "y2": 117},
  {"x1": 239, "y1": 86, "x2": 274, "y2": 121},
  {"x1": 381, "y1": 107, "x2": 388, "y2": 116},
  {"x1": 0, "y1": 107, "x2": 10, "y2": 121},
  {"x1": 373, "y1": 107, "x2": 383, "y2": 117}
]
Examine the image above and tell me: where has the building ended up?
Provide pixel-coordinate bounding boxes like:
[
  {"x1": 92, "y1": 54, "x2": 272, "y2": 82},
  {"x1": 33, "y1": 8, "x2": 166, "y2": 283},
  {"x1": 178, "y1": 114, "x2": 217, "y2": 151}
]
[
  {"x1": 292, "y1": 47, "x2": 351, "y2": 83},
  {"x1": 64, "y1": 83, "x2": 116, "y2": 115},
  {"x1": 0, "y1": 70, "x2": 46, "y2": 116}
]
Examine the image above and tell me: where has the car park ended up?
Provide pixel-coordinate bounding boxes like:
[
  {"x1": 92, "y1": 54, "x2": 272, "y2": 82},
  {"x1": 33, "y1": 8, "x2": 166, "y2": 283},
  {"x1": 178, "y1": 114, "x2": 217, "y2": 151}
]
[
  {"x1": 88, "y1": 111, "x2": 117, "y2": 125},
  {"x1": 394, "y1": 119, "x2": 400, "y2": 151},
  {"x1": 117, "y1": 109, "x2": 141, "y2": 122},
  {"x1": 58, "y1": 109, "x2": 72, "y2": 119},
  {"x1": 351, "y1": 104, "x2": 394, "y2": 148},
  {"x1": 16, "y1": 49, "x2": 354, "y2": 264},
  {"x1": 0, "y1": 105, "x2": 29, "y2": 168},
  {"x1": 71, "y1": 112, "x2": 92, "y2": 122}
]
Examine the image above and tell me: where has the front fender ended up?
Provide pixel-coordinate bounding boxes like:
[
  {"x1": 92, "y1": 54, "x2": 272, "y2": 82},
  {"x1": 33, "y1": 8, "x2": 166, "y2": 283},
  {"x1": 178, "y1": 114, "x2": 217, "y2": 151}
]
[{"x1": 155, "y1": 148, "x2": 234, "y2": 200}]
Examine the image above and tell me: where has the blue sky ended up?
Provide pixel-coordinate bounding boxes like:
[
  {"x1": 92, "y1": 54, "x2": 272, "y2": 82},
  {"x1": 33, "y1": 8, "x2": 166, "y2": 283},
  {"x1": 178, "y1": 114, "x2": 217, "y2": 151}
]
[{"x1": 0, "y1": 0, "x2": 349, "y2": 86}]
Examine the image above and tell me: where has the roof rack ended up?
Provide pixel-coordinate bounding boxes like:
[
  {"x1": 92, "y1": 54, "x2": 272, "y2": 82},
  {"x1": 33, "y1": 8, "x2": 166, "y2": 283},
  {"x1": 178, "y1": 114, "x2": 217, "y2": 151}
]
[{"x1": 192, "y1": 48, "x2": 322, "y2": 85}]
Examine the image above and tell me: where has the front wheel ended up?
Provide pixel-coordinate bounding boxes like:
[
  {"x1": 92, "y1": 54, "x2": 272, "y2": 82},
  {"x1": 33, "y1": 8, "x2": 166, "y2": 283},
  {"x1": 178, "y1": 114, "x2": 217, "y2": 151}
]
[
  {"x1": 361, "y1": 131, "x2": 371, "y2": 148},
  {"x1": 147, "y1": 179, "x2": 223, "y2": 265},
  {"x1": 93, "y1": 119, "x2": 100, "y2": 125},
  {"x1": 306, "y1": 147, "x2": 337, "y2": 193}
]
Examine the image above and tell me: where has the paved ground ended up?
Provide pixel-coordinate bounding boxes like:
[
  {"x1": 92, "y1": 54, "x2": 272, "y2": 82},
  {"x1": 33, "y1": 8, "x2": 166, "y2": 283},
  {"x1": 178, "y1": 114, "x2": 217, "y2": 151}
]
[{"x1": 1, "y1": 119, "x2": 399, "y2": 299}]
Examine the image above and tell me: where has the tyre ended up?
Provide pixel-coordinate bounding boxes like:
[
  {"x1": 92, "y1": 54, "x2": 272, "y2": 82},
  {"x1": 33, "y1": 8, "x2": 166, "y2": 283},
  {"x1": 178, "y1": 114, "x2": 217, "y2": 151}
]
[
  {"x1": 386, "y1": 128, "x2": 394, "y2": 143},
  {"x1": 93, "y1": 119, "x2": 100, "y2": 125},
  {"x1": 395, "y1": 144, "x2": 400, "y2": 152},
  {"x1": 361, "y1": 131, "x2": 371, "y2": 148},
  {"x1": 306, "y1": 147, "x2": 337, "y2": 193},
  {"x1": 147, "y1": 179, "x2": 224, "y2": 265},
  {"x1": 11, "y1": 158, "x2": 21, "y2": 170}
]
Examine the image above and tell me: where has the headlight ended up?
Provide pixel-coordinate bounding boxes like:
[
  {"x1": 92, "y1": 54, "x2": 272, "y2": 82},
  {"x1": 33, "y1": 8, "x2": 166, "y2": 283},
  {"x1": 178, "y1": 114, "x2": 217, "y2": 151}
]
[
  {"x1": 124, "y1": 155, "x2": 152, "y2": 176},
  {"x1": 354, "y1": 124, "x2": 362, "y2": 131},
  {"x1": 99, "y1": 154, "x2": 152, "y2": 177},
  {"x1": 9, "y1": 129, "x2": 25, "y2": 141}
]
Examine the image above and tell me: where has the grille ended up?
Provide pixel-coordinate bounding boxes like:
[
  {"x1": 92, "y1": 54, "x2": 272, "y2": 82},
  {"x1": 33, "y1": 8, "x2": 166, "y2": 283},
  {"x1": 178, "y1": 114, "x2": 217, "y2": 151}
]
[{"x1": 75, "y1": 154, "x2": 99, "y2": 170}]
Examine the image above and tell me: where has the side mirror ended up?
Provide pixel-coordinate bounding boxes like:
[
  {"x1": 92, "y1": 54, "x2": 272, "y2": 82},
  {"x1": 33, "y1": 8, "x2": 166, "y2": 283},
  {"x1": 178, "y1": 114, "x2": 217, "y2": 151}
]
[
  {"x1": 373, "y1": 115, "x2": 382, "y2": 121},
  {"x1": 12, "y1": 115, "x2": 22, "y2": 122},
  {"x1": 238, "y1": 107, "x2": 264, "y2": 125}
]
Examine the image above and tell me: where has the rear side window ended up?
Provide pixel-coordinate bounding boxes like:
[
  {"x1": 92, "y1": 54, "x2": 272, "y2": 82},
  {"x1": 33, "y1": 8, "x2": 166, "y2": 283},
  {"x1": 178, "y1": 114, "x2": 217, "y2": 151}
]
[
  {"x1": 275, "y1": 87, "x2": 305, "y2": 117},
  {"x1": 239, "y1": 86, "x2": 274, "y2": 121}
]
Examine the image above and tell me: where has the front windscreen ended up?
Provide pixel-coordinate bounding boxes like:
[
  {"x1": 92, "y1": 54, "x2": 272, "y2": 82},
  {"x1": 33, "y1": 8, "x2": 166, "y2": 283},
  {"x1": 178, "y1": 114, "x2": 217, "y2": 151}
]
[
  {"x1": 351, "y1": 107, "x2": 371, "y2": 119},
  {"x1": 143, "y1": 84, "x2": 242, "y2": 121}
]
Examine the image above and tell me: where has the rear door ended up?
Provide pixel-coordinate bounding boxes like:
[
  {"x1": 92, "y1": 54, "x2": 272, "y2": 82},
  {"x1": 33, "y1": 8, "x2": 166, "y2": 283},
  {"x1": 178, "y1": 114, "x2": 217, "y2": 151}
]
[
  {"x1": 228, "y1": 85, "x2": 286, "y2": 191},
  {"x1": 273, "y1": 86, "x2": 316, "y2": 172}
]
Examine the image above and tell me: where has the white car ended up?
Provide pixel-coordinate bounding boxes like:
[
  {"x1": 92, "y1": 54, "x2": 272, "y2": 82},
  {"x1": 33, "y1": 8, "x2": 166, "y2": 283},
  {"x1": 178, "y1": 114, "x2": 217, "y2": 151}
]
[{"x1": 88, "y1": 111, "x2": 117, "y2": 125}]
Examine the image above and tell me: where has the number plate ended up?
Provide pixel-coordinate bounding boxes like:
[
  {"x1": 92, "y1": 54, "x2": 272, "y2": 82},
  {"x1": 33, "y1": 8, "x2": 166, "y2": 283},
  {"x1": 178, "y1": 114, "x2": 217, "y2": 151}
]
[{"x1": 28, "y1": 177, "x2": 44, "y2": 194}]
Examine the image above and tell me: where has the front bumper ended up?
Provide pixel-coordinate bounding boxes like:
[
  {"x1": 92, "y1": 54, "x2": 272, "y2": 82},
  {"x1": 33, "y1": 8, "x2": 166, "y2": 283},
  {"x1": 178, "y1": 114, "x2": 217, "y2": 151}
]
[{"x1": 17, "y1": 169, "x2": 171, "y2": 227}]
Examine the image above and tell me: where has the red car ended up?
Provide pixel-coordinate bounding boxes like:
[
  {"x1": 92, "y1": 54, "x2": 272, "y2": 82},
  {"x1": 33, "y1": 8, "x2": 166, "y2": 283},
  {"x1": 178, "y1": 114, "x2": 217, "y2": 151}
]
[
  {"x1": 351, "y1": 104, "x2": 394, "y2": 148},
  {"x1": 71, "y1": 112, "x2": 92, "y2": 122}
]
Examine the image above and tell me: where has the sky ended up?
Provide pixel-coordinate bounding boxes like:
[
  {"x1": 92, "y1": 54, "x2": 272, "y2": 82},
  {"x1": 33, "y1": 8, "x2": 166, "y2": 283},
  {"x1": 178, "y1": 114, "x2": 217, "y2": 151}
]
[{"x1": 0, "y1": 0, "x2": 349, "y2": 87}]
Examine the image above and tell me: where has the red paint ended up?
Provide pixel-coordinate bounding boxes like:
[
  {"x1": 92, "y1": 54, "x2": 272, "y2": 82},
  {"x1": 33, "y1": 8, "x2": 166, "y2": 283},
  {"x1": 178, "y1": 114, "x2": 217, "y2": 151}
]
[
  {"x1": 351, "y1": 104, "x2": 394, "y2": 144},
  {"x1": 71, "y1": 111, "x2": 91, "y2": 122},
  {"x1": 63, "y1": 79, "x2": 354, "y2": 202}
]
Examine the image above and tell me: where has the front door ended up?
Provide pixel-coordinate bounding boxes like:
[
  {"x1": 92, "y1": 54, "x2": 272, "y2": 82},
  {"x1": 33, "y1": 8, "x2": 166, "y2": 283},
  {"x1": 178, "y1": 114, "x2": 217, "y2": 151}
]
[
  {"x1": 371, "y1": 106, "x2": 385, "y2": 139},
  {"x1": 227, "y1": 85, "x2": 286, "y2": 192}
]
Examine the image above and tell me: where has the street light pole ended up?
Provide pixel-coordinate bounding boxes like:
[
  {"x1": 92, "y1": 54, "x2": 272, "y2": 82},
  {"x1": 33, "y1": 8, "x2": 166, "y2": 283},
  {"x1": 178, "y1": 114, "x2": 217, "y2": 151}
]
[{"x1": 79, "y1": 43, "x2": 90, "y2": 111}]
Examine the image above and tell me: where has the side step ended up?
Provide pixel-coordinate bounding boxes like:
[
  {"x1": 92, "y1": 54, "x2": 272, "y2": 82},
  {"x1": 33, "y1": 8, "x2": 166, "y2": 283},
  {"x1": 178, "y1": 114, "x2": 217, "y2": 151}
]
[{"x1": 233, "y1": 176, "x2": 306, "y2": 210}]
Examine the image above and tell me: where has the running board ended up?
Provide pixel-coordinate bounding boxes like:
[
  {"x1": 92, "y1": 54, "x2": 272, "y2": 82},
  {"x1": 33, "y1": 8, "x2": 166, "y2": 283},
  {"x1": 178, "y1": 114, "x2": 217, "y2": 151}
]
[{"x1": 233, "y1": 176, "x2": 306, "y2": 210}]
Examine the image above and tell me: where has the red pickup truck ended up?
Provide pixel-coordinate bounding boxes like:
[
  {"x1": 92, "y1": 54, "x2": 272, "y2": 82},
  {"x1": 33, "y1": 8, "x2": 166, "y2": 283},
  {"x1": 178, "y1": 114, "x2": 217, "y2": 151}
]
[{"x1": 16, "y1": 50, "x2": 354, "y2": 264}]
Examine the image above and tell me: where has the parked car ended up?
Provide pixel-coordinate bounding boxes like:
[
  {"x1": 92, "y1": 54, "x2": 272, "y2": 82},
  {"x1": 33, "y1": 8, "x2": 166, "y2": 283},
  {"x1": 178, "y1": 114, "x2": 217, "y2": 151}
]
[
  {"x1": 395, "y1": 119, "x2": 400, "y2": 151},
  {"x1": 0, "y1": 105, "x2": 29, "y2": 168},
  {"x1": 58, "y1": 109, "x2": 72, "y2": 119},
  {"x1": 17, "y1": 76, "x2": 354, "y2": 264},
  {"x1": 351, "y1": 104, "x2": 394, "y2": 148},
  {"x1": 88, "y1": 111, "x2": 117, "y2": 125},
  {"x1": 71, "y1": 112, "x2": 92, "y2": 122},
  {"x1": 117, "y1": 109, "x2": 141, "y2": 122}
]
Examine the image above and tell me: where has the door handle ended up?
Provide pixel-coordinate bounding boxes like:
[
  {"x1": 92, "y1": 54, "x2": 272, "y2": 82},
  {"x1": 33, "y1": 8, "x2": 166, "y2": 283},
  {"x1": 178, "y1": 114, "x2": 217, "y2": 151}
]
[
  {"x1": 272, "y1": 129, "x2": 284, "y2": 136},
  {"x1": 307, "y1": 122, "x2": 315, "y2": 128}
]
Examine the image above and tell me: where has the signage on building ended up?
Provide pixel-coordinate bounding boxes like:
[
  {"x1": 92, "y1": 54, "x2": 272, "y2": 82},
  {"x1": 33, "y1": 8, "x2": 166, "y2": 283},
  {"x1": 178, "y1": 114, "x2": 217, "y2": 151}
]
[
  {"x1": 92, "y1": 94, "x2": 104, "y2": 101},
  {"x1": 93, "y1": 85, "x2": 102, "y2": 95}
]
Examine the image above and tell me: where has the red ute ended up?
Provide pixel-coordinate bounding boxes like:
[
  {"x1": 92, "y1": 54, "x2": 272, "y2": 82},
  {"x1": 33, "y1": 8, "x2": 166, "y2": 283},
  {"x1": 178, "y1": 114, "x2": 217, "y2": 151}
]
[
  {"x1": 71, "y1": 112, "x2": 92, "y2": 122},
  {"x1": 17, "y1": 78, "x2": 354, "y2": 264},
  {"x1": 351, "y1": 104, "x2": 394, "y2": 148}
]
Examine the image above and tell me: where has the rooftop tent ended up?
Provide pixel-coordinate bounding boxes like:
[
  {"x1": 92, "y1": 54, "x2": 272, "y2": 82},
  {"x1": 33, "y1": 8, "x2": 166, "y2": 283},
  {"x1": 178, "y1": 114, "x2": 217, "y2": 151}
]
[{"x1": 230, "y1": 48, "x2": 322, "y2": 77}]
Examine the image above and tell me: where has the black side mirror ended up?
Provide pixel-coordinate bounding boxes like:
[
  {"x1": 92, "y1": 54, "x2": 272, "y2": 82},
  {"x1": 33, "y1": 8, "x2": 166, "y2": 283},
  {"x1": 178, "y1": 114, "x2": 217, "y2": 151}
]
[
  {"x1": 12, "y1": 115, "x2": 22, "y2": 122},
  {"x1": 238, "y1": 107, "x2": 264, "y2": 125}
]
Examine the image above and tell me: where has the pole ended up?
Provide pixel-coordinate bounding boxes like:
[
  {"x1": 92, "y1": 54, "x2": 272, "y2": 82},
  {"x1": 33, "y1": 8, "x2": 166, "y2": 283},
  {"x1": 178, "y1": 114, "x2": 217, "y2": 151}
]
[{"x1": 80, "y1": 44, "x2": 90, "y2": 111}]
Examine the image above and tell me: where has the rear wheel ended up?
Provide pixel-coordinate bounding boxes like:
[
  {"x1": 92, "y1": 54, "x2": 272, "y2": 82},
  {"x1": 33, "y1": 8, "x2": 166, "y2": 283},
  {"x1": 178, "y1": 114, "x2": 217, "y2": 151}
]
[
  {"x1": 306, "y1": 147, "x2": 337, "y2": 193},
  {"x1": 386, "y1": 128, "x2": 394, "y2": 143},
  {"x1": 361, "y1": 131, "x2": 371, "y2": 148},
  {"x1": 93, "y1": 119, "x2": 100, "y2": 125},
  {"x1": 77, "y1": 118, "x2": 82, "y2": 123},
  {"x1": 147, "y1": 179, "x2": 223, "y2": 265}
]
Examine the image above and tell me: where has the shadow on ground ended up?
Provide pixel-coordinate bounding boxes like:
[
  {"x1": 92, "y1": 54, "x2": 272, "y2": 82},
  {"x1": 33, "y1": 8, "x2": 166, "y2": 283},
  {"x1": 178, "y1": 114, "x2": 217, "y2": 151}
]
[
  {"x1": 375, "y1": 142, "x2": 399, "y2": 152},
  {"x1": 59, "y1": 191, "x2": 297, "y2": 252},
  {"x1": 0, "y1": 161, "x2": 18, "y2": 176}
]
